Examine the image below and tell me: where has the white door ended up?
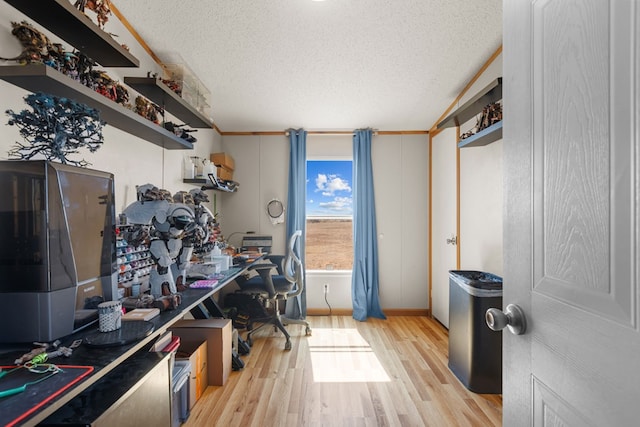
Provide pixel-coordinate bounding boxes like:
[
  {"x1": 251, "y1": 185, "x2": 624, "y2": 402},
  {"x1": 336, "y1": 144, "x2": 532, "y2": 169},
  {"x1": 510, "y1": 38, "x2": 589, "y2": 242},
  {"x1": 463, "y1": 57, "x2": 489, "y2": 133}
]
[
  {"x1": 503, "y1": 0, "x2": 639, "y2": 425},
  {"x1": 431, "y1": 128, "x2": 458, "y2": 328}
]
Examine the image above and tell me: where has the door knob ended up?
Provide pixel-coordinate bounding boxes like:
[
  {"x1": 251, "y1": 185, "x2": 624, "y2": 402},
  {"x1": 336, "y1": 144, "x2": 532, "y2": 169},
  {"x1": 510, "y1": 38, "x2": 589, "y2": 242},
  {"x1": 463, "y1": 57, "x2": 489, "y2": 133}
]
[{"x1": 486, "y1": 304, "x2": 527, "y2": 335}]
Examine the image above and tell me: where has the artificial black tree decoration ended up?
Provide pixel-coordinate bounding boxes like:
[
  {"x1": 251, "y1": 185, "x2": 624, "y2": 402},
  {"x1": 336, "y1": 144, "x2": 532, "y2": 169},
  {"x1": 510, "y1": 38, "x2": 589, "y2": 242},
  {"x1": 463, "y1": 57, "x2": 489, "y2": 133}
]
[{"x1": 6, "y1": 92, "x2": 105, "y2": 167}]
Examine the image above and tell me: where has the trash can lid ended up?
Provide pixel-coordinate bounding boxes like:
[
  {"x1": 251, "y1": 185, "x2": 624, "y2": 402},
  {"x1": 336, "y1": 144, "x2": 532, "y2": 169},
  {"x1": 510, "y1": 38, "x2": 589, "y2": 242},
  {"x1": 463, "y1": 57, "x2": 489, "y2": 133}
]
[{"x1": 449, "y1": 270, "x2": 503, "y2": 290}]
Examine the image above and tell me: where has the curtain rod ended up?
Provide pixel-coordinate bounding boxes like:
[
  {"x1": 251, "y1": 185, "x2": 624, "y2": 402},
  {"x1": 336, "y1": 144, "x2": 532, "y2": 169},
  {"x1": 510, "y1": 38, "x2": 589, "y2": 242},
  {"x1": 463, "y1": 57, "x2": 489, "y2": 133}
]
[
  {"x1": 284, "y1": 129, "x2": 379, "y2": 136},
  {"x1": 220, "y1": 130, "x2": 429, "y2": 136}
]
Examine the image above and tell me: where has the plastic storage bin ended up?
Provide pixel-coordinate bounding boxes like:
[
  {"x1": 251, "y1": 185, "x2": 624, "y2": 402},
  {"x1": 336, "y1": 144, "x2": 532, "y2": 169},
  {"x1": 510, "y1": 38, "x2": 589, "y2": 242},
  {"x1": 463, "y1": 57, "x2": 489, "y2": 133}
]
[
  {"x1": 448, "y1": 270, "x2": 502, "y2": 394},
  {"x1": 172, "y1": 360, "x2": 191, "y2": 427}
]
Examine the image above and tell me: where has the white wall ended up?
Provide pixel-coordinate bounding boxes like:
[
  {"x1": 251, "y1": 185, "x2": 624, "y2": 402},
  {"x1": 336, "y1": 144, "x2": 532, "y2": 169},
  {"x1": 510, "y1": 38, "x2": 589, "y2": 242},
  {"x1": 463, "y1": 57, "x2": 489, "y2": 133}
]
[
  {"x1": 0, "y1": 3, "x2": 221, "y2": 215},
  {"x1": 374, "y1": 134, "x2": 430, "y2": 310},
  {"x1": 216, "y1": 135, "x2": 289, "y2": 253},
  {"x1": 220, "y1": 133, "x2": 430, "y2": 311}
]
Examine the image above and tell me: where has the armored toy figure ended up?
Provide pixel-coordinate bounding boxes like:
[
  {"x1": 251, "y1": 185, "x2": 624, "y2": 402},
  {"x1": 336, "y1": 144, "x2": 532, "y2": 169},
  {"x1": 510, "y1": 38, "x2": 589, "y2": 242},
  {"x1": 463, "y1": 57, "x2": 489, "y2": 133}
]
[{"x1": 122, "y1": 184, "x2": 204, "y2": 299}]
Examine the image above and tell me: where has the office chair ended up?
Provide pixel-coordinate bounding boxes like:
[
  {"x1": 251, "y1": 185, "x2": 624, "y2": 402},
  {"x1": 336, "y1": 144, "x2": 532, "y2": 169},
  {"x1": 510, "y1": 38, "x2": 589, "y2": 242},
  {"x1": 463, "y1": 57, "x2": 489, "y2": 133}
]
[{"x1": 236, "y1": 230, "x2": 311, "y2": 350}]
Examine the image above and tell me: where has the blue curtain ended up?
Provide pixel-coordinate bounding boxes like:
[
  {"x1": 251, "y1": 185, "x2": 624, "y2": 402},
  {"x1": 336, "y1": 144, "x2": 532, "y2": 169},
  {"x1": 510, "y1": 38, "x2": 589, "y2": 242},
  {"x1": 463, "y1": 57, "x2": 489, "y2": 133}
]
[
  {"x1": 352, "y1": 129, "x2": 386, "y2": 321},
  {"x1": 285, "y1": 128, "x2": 307, "y2": 319}
]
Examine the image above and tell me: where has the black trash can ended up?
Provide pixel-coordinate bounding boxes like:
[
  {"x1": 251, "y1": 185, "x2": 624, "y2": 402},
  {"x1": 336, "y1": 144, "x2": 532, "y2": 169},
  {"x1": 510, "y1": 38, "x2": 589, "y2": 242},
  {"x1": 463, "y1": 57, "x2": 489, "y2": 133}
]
[{"x1": 448, "y1": 270, "x2": 502, "y2": 394}]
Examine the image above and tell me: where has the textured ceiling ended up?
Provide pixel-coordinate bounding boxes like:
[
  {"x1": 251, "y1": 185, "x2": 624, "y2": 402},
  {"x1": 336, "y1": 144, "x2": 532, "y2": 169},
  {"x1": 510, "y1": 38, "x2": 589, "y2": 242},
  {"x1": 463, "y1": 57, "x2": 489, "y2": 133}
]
[{"x1": 112, "y1": 0, "x2": 502, "y2": 132}]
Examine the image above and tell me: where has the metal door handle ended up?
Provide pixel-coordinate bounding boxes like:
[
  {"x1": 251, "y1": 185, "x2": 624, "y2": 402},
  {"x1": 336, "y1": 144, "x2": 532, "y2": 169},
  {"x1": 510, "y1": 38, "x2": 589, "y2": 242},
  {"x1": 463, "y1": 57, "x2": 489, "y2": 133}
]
[{"x1": 486, "y1": 304, "x2": 527, "y2": 335}]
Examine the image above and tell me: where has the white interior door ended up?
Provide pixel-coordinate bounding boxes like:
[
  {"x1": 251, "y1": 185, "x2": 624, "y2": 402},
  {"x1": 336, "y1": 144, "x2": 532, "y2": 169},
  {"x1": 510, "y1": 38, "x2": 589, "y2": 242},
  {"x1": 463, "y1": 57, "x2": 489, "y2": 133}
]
[
  {"x1": 431, "y1": 128, "x2": 458, "y2": 327},
  {"x1": 503, "y1": 0, "x2": 639, "y2": 425}
]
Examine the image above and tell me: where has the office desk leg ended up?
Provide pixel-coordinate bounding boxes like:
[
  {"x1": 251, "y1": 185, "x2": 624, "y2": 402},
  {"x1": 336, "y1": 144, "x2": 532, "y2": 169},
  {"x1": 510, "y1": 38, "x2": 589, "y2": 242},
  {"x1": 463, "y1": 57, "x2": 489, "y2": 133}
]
[
  {"x1": 202, "y1": 296, "x2": 225, "y2": 317},
  {"x1": 189, "y1": 297, "x2": 225, "y2": 319},
  {"x1": 190, "y1": 303, "x2": 210, "y2": 319}
]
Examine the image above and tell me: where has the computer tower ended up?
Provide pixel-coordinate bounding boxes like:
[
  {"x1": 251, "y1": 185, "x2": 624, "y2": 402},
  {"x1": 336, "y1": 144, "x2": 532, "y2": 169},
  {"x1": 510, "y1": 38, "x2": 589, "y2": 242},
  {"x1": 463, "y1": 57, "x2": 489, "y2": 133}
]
[{"x1": 0, "y1": 160, "x2": 117, "y2": 343}]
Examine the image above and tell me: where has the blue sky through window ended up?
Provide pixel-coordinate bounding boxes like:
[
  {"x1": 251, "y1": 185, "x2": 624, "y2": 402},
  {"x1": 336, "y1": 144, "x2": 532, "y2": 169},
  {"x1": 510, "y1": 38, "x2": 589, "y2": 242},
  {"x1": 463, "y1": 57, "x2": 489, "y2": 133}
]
[{"x1": 306, "y1": 160, "x2": 353, "y2": 217}]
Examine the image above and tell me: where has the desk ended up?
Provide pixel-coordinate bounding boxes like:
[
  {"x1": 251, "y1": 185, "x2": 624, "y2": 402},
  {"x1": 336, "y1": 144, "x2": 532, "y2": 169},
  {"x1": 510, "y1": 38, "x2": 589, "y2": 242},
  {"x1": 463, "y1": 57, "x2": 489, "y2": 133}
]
[{"x1": 0, "y1": 261, "x2": 256, "y2": 427}]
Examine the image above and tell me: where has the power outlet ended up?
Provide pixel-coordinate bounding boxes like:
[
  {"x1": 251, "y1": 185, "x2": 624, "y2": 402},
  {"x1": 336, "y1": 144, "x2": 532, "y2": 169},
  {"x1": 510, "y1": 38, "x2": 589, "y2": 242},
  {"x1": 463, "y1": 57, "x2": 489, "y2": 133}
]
[{"x1": 324, "y1": 283, "x2": 329, "y2": 294}]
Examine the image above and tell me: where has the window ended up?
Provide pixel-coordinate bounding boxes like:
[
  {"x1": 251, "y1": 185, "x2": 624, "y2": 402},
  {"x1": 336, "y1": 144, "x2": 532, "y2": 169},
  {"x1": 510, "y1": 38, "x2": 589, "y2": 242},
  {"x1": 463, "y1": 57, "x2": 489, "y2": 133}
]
[{"x1": 306, "y1": 160, "x2": 353, "y2": 271}]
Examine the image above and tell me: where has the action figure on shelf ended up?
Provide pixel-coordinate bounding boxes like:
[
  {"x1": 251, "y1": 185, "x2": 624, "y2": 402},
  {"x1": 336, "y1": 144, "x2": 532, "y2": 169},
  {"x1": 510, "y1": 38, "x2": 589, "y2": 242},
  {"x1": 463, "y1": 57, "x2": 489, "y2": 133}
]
[
  {"x1": 164, "y1": 122, "x2": 198, "y2": 143},
  {"x1": 0, "y1": 21, "x2": 53, "y2": 64},
  {"x1": 134, "y1": 96, "x2": 163, "y2": 124},
  {"x1": 74, "y1": 0, "x2": 113, "y2": 29},
  {"x1": 189, "y1": 187, "x2": 218, "y2": 248},
  {"x1": 122, "y1": 184, "x2": 206, "y2": 301}
]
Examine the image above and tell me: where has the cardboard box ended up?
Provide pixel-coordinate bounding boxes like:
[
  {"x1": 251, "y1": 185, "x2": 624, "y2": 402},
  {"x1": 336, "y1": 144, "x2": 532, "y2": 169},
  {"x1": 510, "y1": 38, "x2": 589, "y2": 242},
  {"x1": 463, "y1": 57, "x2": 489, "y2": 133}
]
[
  {"x1": 170, "y1": 318, "x2": 232, "y2": 386},
  {"x1": 216, "y1": 166, "x2": 233, "y2": 181},
  {"x1": 210, "y1": 152, "x2": 235, "y2": 171},
  {"x1": 175, "y1": 340, "x2": 208, "y2": 409}
]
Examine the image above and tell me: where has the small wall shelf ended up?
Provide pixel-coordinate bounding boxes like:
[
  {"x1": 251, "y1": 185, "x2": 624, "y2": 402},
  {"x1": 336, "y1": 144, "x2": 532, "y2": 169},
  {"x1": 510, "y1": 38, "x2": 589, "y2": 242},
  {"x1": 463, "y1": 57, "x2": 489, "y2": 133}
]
[
  {"x1": 437, "y1": 78, "x2": 502, "y2": 129},
  {"x1": 0, "y1": 64, "x2": 193, "y2": 150},
  {"x1": 4, "y1": 0, "x2": 140, "y2": 67},
  {"x1": 457, "y1": 121, "x2": 502, "y2": 148},
  {"x1": 183, "y1": 178, "x2": 237, "y2": 193},
  {"x1": 124, "y1": 76, "x2": 212, "y2": 128}
]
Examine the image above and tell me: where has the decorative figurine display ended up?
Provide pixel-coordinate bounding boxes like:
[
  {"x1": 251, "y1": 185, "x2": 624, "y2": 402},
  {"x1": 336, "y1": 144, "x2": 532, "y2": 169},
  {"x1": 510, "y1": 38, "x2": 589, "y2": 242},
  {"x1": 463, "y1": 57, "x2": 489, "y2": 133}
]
[
  {"x1": 122, "y1": 184, "x2": 209, "y2": 301},
  {"x1": 0, "y1": 21, "x2": 149, "y2": 121},
  {"x1": 0, "y1": 20, "x2": 53, "y2": 64},
  {"x1": 164, "y1": 121, "x2": 197, "y2": 143},
  {"x1": 460, "y1": 101, "x2": 503, "y2": 140},
  {"x1": 134, "y1": 96, "x2": 163, "y2": 124},
  {"x1": 189, "y1": 187, "x2": 217, "y2": 249},
  {"x1": 74, "y1": 0, "x2": 112, "y2": 29},
  {"x1": 6, "y1": 92, "x2": 105, "y2": 167},
  {"x1": 161, "y1": 77, "x2": 182, "y2": 97}
]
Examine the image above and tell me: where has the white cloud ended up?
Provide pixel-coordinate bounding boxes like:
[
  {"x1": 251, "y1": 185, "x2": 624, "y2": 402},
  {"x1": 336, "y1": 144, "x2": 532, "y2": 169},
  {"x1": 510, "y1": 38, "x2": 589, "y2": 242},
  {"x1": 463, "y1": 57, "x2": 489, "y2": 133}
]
[
  {"x1": 315, "y1": 173, "x2": 351, "y2": 196},
  {"x1": 319, "y1": 196, "x2": 353, "y2": 212}
]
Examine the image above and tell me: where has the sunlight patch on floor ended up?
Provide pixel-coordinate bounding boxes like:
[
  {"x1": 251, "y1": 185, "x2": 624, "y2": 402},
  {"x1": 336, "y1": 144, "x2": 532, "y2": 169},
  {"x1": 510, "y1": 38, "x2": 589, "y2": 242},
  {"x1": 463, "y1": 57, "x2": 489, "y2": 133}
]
[{"x1": 308, "y1": 328, "x2": 391, "y2": 383}]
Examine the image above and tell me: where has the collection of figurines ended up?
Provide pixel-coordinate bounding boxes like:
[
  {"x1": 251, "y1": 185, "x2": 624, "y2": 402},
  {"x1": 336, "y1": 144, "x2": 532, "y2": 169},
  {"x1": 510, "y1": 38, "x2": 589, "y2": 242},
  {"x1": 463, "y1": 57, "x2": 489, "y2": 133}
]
[
  {"x1": 0, "y1": 20, "x2": 197, "y2": 143},
  {"x1": 119, "y1": 185, "x2": 222, "y2": 311},
  {"x1": 1, "y1": 2, "x2": 214, "y2": 310},
  {"x1": 460, "y1": 101, "x2": 503, "y2": 140}
]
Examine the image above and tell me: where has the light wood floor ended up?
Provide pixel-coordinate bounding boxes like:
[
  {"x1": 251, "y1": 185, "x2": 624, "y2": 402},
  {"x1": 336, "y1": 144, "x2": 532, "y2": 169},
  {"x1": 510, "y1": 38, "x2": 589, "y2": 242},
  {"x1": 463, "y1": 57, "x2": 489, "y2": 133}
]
[{"x1": 183, "y1": 316, "x2": 502, "y2": 427}]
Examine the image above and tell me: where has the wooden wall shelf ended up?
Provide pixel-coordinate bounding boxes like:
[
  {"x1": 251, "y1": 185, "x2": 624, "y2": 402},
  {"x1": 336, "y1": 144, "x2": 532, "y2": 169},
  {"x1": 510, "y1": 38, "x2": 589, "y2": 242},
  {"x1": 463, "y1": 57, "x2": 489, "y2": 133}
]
[
  {"x1": 124, "y1": 77, "x2": 212, "y2": 128},
  {"x1": 0, "y1": 65, "x2": 193, "y2": 150},
  {"x1": 4, "y1": 0, "x2": 140, "y2": 67},
  {"x1": 457, "y1": 121, "x2": 503, "y2": 148},
  {"x1": 437, "y1": 78, "x2": 502, "y2": 129}
]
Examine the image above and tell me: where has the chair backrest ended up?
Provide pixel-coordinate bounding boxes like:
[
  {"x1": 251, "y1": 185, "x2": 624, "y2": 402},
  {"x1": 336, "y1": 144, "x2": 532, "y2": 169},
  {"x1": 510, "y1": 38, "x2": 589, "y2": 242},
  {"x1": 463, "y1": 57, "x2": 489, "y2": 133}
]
[{"x1": 283, "y1": 230, "x2": 304, "y2": 298}]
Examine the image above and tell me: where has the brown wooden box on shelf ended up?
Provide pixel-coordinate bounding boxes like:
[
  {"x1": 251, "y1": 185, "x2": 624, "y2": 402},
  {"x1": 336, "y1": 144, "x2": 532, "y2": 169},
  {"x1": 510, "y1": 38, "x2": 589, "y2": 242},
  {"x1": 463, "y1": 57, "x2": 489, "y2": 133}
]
[
  {"x1": 216, "y1": 166, "x2": 233, "y2": 181},
  {"x1": 175, "y1": 340, "x2": 208, "y2": 409},
  {"x1": 210, "y1": 152, "x2": 235, "y2": 171},
  {"x1": 170, "y1": 318, "x2": 232, "y2": 386}
]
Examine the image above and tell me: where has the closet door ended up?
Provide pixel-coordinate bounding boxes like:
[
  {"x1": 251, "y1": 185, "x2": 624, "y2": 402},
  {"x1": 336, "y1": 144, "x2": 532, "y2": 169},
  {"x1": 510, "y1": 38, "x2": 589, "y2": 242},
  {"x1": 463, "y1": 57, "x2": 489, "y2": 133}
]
[{"x1": 430, "y1": 128, "x2": 458, "y2": 327}]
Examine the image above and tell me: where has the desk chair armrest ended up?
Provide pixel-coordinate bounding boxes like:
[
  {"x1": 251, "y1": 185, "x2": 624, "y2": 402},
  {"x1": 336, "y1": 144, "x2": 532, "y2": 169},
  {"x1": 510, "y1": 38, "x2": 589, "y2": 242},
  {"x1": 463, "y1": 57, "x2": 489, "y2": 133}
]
[
  {"x1": 264, "y1": 255, "x2": 285, "y2": 275},
  {"x1": 234, "y1": 263, "x2": 277, "y2": 287},
  {"x1": 247, "y1": 263, "x2": 279, "y2": 272},
  {"x1": 238, "y1": 263, "x2": 279, "y2": 297},
  {"x1": 254, "y1": 267, "x2": 278, "y2": 297}
]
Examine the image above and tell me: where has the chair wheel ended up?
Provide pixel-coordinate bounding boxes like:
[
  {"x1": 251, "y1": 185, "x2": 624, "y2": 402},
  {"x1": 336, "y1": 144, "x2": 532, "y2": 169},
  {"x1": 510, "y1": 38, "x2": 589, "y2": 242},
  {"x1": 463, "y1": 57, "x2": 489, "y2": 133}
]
[
  {"x1": 305, "y1": 327, "x2": 312, "y2": 336},
  {"x1": 284, "y1": 340, "x2": 292, "y2": 351}
]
